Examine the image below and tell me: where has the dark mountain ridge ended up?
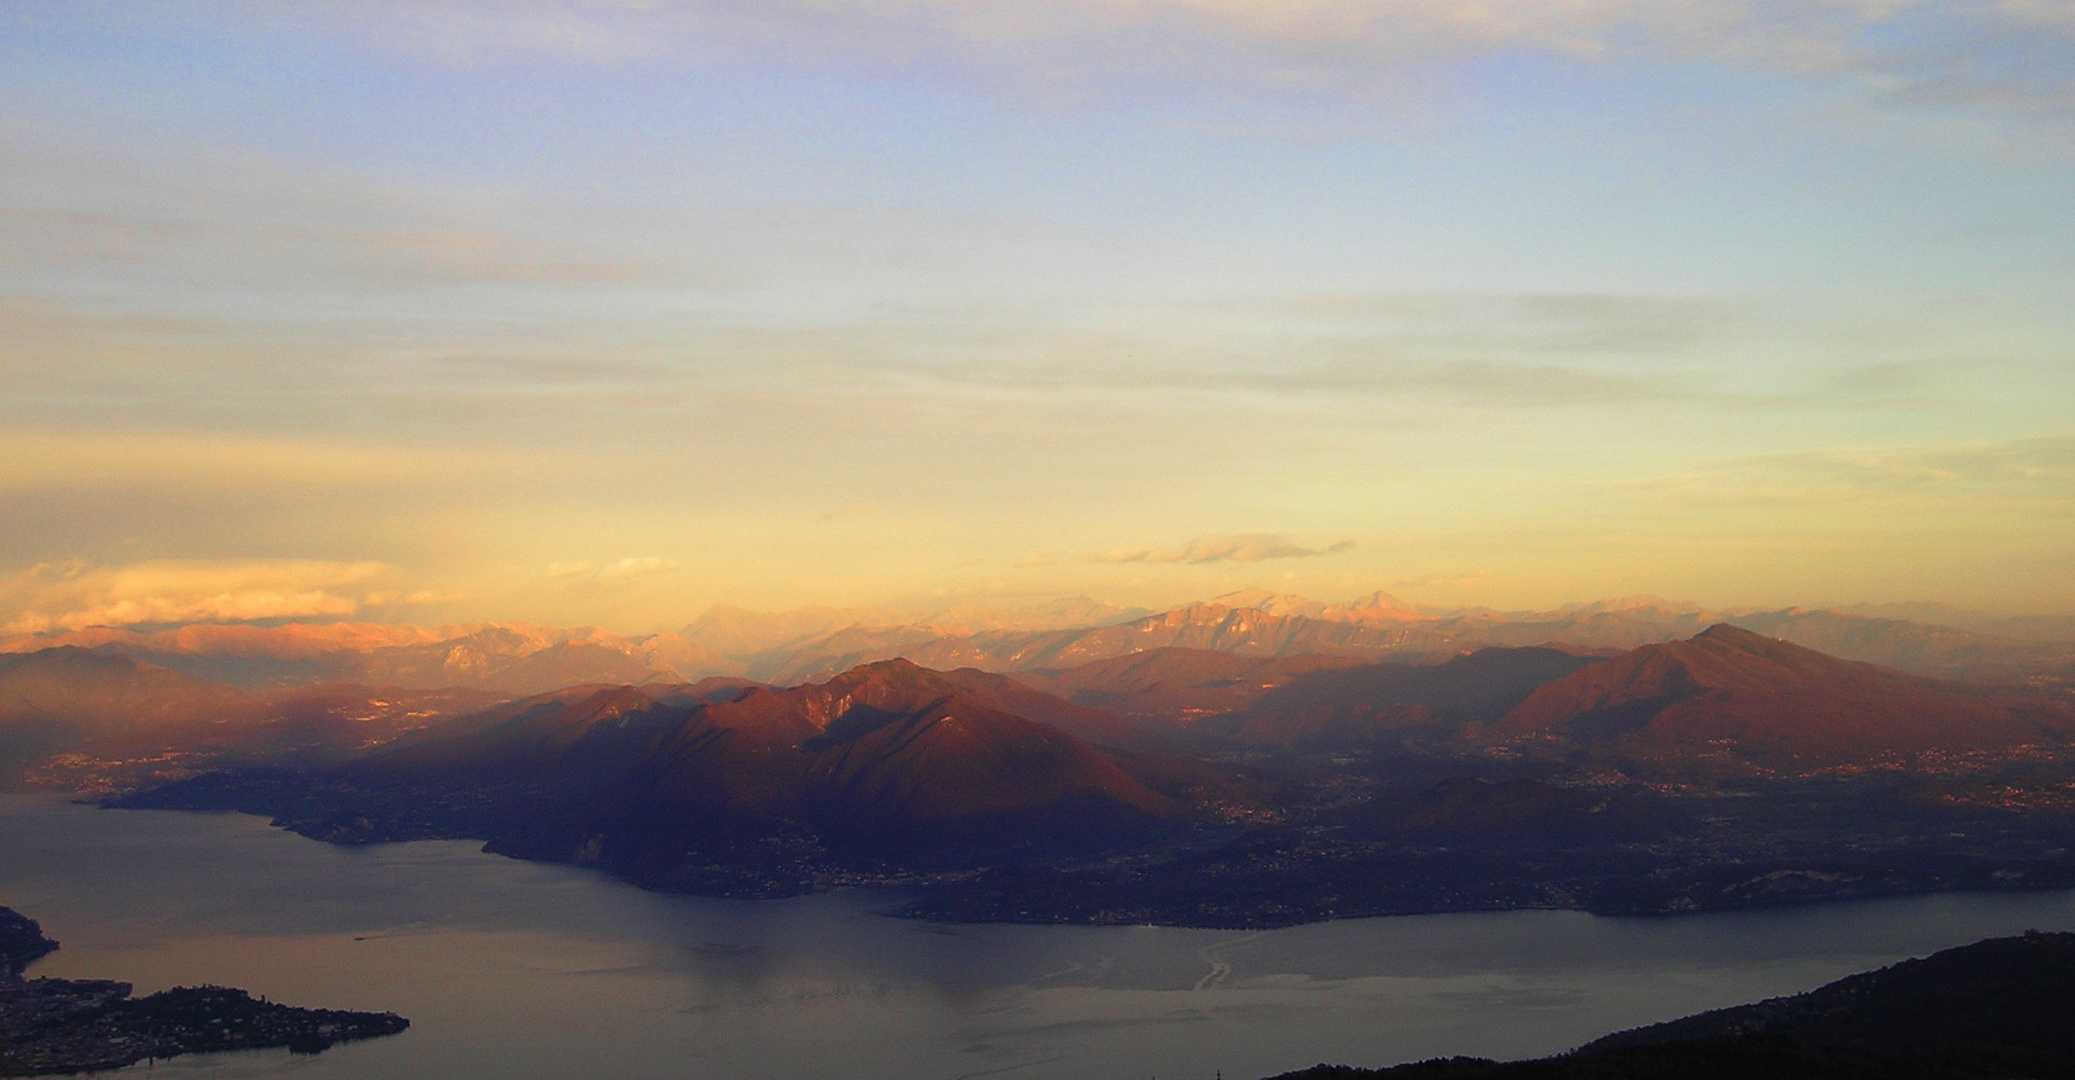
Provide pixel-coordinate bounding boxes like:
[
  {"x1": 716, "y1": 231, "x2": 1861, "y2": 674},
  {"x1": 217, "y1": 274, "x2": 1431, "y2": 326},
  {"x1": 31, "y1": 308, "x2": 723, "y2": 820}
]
[
  {"x1": 0, "y1": 906, "x2": 58, "y2": 973},
  {"x1": 1268, "y1": 932, "x2": 2075, "y2": 1080},
  {"x1": 1589, "y1": 930, "x2": 2075, "y2": 1056}
]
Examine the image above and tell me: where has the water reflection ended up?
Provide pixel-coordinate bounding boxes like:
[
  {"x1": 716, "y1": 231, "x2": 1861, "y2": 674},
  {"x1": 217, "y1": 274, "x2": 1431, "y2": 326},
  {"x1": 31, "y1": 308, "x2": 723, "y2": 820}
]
[{"x1": 3, "y1": 794, "x2": 2072, "y2": 1080}]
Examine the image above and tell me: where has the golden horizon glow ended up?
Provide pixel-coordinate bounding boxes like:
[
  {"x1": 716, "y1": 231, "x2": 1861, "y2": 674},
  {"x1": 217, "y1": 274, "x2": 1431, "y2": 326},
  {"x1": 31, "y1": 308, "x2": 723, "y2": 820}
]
[{"x1": 3, "y1": 3, "x2": 2072, "y2": 633}]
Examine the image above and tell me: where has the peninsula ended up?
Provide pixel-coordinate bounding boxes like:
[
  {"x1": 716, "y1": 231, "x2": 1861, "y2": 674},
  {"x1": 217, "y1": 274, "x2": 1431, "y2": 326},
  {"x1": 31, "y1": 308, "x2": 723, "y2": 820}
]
[{"x1": 0, "y1": 907, "x2": 408, "y2": 1076}]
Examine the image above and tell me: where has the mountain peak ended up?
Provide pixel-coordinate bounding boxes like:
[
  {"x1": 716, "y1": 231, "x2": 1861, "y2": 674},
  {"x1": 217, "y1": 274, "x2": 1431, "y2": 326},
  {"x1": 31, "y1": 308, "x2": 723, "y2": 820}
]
[
  {"x1": 1203, "y1": 590, "x2": 1424, "y2": 624},
  {"x1": 1693, "y1": 622, "x2": 1774, "y2": 647},
  {"x1": 1497, "y1": 624, "x2": 2075, "y2": 775}
]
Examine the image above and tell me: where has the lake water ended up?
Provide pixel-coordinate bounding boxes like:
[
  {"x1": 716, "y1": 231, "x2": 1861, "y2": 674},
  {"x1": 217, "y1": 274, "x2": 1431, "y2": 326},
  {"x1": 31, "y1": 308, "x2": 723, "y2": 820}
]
[{"x1": 4, "y1": 794, "x2": 2073, "y2": 1080}]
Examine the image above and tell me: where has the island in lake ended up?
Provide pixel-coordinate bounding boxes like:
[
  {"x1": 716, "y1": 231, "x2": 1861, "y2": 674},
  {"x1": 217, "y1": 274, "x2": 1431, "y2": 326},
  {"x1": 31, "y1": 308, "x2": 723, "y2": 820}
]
[{"x1": 0, "y1": 906, "x2": 408, "y2": 1076}]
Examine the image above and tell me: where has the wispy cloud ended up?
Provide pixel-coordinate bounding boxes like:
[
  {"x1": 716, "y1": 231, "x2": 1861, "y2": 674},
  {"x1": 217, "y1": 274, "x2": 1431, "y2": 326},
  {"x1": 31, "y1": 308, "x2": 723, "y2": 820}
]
[
  {"x1": 0, "y1": 559, "x2": 405, "y2": 634},
  {"x1": 1387, "y1": 570, "x2": 1501, "y2": 590},
  {"x1": 546, "y1": 556, "x2": 680, "y2": 585},
  {"x1": 816, "y1": 503, "x2": 881, "y2": 522},
  {"x1": 1094, "y1": 533, "x2": 1355, "y2": 564},
  {"x1": 1609, "y1": 435, "x2": 2075, "y2": 508},
  {"x1": 229, "y1": 1, "x2": 2075, "y2": 123}
]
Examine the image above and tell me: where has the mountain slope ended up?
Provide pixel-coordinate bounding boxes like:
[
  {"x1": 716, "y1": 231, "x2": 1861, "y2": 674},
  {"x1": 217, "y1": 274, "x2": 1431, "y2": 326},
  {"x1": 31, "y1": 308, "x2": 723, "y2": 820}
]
[
  {"x1": 1495, "y1": 624, "x2": 2075, "y2": 776},
  {"x1": 931, "y1": 666, "x2": 1153, "y2": 746},
  {"x1": 1272, "y1": 934, "x2": 2075, "y2": 1080},
  {"x1": 618, "y1": 659, "x2": 1174, "y2": 822},
  {"x1": 1587, "y1": 930, "x2": 2075, "y2": 1055},
  {"x1": 0, "y1": 648, "x2": 257, "y2": 777},
  {"x1": 800, "y1": 696, "x2": 1174, "y2": 825},
  {"x1": 1015, "y1": 648, "x2": 1374, "y2": 726},
  {"x1": 348, "y1": 685, "x2": 691, "y2": 788},
  {"x1": 1731, "y1": 607, "x2": 2075, "y2": 685},
  {"x1": 1232, "y1": 646, "x2": 1602, "y2": 748},
  {"x1": 1340, "y1": 777, "x2": 1694, "y2": 847},
  {"x1": 1011, "y1": 645, "x2": 1598, "y2": 749}
]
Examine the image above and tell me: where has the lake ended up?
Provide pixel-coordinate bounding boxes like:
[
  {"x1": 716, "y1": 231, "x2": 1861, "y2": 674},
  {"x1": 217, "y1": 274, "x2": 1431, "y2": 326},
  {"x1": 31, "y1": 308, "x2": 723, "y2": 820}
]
[{"x1": 3, "y1": 793, "x2": 2072, "y2": 1080}]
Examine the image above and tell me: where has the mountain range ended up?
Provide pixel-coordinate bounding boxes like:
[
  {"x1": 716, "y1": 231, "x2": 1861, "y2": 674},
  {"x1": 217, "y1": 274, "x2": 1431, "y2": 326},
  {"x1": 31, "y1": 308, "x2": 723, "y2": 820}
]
[
  {"x1": 0, "y1": 646, "x2": 507, "y2": 793},
  {"x1": 83, "y1": 616, "x2": 2075, "y2": 922},
  {"x1": 8, "y1": 593, "x2": 2069, "y2": 698},
  {"x1": 1495, "y1": 624, "x2": 2075, "y2": 780},
  {"x1": 7, "y1": 587, "x2": 2074, "y2": 924},
  {"x1": 1014, "y1": 644, "x2": 1604, "y2": 749}
]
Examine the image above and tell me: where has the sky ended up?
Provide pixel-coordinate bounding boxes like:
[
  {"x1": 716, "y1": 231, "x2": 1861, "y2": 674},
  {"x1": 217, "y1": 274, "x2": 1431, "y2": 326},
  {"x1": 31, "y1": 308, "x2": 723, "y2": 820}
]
[{"x1": 2, "y1": 0, "x2": 2073, "y2": 634}]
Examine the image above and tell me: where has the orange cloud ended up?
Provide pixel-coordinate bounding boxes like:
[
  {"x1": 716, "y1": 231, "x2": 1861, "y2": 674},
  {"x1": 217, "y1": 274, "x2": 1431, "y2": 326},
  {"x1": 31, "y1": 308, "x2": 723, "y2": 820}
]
[
  {"x1": 546, "y1": 556, "x2": 680, "y2": 586},
  {"x1": 1, "y1": 559, "x2": 404, "y2": 634},
  {"x1": 1094, "y1": 534, "x2": 1355, "y2": 564}
]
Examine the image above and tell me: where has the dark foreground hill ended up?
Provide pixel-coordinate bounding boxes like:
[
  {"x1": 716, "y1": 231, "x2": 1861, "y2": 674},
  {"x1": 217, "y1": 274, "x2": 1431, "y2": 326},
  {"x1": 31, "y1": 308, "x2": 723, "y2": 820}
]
[
  {"x1": 1586, "y1": 929, "x2": 2075, "y2": 1056},
  {"x1": 1268, "y1": 932, "x2": 2075, "y2": 1080},
  {"x1": 0, "y1": 908, "x2": 58, "y2": 973}
]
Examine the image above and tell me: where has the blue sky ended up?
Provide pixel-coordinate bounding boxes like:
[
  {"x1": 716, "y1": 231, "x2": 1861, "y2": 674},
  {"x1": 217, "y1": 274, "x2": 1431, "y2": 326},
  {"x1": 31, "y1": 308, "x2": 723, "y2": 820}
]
[{"x1": 2, "y1": 1, "x2": 2072, "y2": 632}]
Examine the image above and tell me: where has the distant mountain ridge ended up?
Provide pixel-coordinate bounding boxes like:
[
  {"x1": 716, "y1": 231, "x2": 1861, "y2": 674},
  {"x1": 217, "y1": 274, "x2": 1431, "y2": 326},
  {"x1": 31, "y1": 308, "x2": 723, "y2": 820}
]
[
  {"x1": 1495, "y1": 624, "x2": 2075, "y2": 778},
  {"x1": 0, "y1": 648, "x2": 257, "y2": 779},
  {"x1": 0, "y1": 646, "x2": 509, "y2": 791},
  {"x1": 7, "y1": 594, "x2": 2068, "y2": 696},
  {"x1": 1013, "y1": 645, "x2": 1601, "y2": 750}
]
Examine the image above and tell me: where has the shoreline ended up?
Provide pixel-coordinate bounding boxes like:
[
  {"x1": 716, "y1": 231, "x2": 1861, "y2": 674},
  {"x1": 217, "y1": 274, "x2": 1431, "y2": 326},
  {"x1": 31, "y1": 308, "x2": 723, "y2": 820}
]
[{"x1": 73, "y1": 795, "x2": 2075, "y2": 933}]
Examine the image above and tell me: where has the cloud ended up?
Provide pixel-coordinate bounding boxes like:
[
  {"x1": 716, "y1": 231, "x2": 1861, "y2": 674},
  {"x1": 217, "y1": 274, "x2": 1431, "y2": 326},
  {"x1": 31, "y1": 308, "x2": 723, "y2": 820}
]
[
  {"x1": 1387, "y1": 570, "x2": 1502, "y2": 589},
  {"x1": 1608, "y1": 434, "x2": 2075, "y2": 509},
  {"x1": 0, "y1": 421, "x2": 520, "y2": 495},
  {"x1": 1094, "y1": 533, "x2": 1355, "y2": 564},
  {"x1": 1, "y1": 559, "x2": 401, "y2": 634},
  {"x1": 236, "y1": 1, "x2": 2075, "y2": 122},
  {"x1": 546, "y1": 556, "x2": 680, "y2": 585}
]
